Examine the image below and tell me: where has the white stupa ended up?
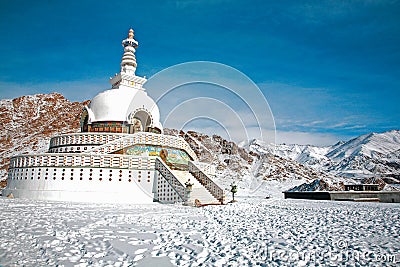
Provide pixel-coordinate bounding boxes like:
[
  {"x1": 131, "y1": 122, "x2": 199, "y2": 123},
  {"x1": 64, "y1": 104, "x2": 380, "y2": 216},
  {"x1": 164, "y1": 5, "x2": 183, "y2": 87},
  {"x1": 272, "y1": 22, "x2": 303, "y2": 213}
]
[{"x1": 3, "y1": 29, "x2": 225, "y2": 205}]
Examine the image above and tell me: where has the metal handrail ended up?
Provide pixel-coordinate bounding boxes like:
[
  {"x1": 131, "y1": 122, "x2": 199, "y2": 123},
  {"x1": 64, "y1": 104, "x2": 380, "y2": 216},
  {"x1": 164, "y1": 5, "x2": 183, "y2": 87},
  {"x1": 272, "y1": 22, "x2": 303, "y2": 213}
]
[{"x1": 188, "y1": 161, "x2": 225, "y2": 204}]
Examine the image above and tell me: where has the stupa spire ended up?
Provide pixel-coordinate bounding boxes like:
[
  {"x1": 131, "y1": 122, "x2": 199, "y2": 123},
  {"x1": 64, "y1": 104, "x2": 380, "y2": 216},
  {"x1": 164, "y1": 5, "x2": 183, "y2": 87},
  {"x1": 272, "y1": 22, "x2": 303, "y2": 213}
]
[
  {"x1": 109, "y1": 28, "x2": 147, "y2": 90},
  {"x1": 121, "y1": 28, "x2": 139, "y2": 73}
]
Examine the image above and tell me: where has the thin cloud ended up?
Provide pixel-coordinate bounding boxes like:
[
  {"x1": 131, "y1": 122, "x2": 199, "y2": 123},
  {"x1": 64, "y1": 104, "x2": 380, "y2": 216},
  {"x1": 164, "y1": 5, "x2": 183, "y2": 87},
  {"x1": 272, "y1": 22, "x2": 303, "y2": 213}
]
[{"x1": 275, "y1": 130, "x2": 349, "y2": 146}]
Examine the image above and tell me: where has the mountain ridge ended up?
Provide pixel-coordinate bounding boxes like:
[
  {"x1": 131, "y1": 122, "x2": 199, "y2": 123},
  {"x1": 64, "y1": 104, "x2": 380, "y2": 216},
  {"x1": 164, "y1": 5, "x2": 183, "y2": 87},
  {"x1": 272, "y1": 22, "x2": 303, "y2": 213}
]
[
  {"x1": 0, "y1": 93, "x2": 399, "y2": 193},
  {"x1": 256, "y1": 130, "x2": 400, "y2": 182}
]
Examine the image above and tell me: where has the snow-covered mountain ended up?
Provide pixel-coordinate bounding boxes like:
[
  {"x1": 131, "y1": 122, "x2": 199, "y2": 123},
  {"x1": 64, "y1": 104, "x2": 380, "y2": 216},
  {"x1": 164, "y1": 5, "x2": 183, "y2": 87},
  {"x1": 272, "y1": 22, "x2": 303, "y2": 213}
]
[
  {"x1": 250, "y1": 131, "x2": 400, "y2": 183},
  {"x1": 326, "y1": 131, "x2": 400, "y2": 179}
]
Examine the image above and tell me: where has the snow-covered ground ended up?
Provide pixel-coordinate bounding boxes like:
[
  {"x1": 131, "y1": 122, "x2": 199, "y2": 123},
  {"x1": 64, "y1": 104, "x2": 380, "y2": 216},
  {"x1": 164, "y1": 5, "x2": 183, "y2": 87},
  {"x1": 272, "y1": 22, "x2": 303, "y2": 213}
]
[{"x1": 0, "y1": 197, "x2": 399, "y2": 266}]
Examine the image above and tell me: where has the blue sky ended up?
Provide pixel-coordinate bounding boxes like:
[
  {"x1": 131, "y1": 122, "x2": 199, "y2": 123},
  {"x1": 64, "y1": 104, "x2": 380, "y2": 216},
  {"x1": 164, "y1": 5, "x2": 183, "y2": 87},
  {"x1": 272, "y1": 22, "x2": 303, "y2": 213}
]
[{"x1": 0, "y1": 0, "x2": 399, "y2": 145}]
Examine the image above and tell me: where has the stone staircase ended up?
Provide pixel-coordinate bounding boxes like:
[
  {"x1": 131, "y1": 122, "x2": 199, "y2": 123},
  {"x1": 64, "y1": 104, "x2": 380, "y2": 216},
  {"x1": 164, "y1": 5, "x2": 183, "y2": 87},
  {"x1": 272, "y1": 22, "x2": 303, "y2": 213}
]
[{"x1": 172, "y1": 170, "x2": 220, "y2": 205}]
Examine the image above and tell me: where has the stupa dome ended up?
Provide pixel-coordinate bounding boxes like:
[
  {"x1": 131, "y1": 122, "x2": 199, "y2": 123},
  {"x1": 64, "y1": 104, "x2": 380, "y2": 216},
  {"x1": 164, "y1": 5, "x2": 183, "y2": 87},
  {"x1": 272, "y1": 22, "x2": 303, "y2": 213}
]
[{"x1": 86, "y1": 86, "x2": 162, "y2": 130}]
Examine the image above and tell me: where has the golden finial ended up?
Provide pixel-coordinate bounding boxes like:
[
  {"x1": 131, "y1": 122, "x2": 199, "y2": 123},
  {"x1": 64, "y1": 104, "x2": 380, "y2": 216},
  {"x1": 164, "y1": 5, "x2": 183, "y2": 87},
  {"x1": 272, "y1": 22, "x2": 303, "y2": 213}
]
[{"x1": 128, "y1": 28, "x2": 134, "y2": 39}]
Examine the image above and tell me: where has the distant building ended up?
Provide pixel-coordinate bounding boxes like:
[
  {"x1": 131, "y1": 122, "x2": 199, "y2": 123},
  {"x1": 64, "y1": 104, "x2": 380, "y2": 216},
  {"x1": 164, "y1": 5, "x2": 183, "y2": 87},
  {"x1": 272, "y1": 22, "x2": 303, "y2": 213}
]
[
  {"x1": 344, "y1": 184, "x2": 380, "y2": 191},
  {"x1": 284, "y1": 182, "x2": 400, "y2": 203},
  {"x1": 3, "y1": 29, "x2": 225, "y2": 205}
]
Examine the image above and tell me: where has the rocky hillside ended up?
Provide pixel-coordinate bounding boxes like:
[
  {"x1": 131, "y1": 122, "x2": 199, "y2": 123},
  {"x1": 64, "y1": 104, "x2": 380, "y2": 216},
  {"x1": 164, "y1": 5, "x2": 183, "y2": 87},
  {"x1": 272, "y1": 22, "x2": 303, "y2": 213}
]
[
  {"x1": 0, "y1": 93, "x2": 88, "y2": 180},
  {"x1": 164, "y1": 129, "x2": 336, "y2": 194}
]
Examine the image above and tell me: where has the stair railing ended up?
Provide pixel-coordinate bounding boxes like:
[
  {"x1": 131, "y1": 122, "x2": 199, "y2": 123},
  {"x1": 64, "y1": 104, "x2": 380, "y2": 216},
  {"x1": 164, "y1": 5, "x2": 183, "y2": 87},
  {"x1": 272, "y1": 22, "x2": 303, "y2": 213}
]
[
  {"x1": 188, "y1": 161, "x2": 225, "y2": 204},
  {"x1": 155, "y1": 157, "x2": 188, "y2": 202}
]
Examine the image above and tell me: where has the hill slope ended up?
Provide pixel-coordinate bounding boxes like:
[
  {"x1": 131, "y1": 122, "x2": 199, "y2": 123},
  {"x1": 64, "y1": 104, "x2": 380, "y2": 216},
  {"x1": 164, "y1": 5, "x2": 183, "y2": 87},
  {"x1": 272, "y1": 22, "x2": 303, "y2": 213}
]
[{"x1": 0, "y1": 93, "x2": 88, "y2": 179}]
